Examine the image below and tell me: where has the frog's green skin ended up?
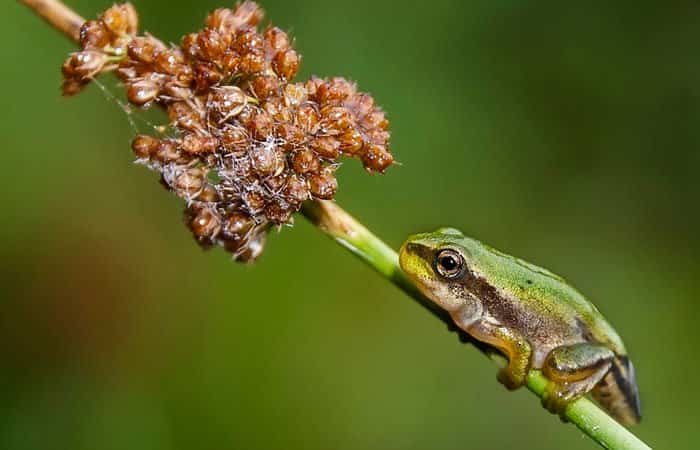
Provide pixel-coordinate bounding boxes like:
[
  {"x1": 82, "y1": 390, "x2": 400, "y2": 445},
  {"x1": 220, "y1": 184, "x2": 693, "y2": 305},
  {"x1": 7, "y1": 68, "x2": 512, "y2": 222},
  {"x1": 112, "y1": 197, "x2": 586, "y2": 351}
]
[{"x1": 399, "y1": 228, "x2": 641, "y2": 426}]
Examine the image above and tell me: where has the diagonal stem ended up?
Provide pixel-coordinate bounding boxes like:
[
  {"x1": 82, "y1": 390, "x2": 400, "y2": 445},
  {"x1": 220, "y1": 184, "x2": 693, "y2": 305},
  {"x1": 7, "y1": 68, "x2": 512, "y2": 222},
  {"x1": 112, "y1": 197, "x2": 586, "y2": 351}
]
[{"x1": 17, "y1": 0, "x2": 652, "y2": 448}]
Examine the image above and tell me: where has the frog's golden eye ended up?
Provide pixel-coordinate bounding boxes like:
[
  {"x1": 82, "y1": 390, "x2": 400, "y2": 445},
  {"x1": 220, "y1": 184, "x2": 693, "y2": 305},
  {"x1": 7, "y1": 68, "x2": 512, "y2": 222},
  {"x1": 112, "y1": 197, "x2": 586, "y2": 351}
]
[{"x1": 435, "y1": 249, "x2": 465, "y2": 279}]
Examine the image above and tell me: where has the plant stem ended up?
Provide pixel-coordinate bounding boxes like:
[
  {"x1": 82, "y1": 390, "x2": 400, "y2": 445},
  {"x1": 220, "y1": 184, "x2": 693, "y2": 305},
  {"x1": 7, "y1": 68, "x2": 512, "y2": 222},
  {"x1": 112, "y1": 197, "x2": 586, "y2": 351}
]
[
  {"x1": 18, "y1": 0, "x2": 83, "y2": 42},
  {"x1": 301, "y1": 200, "x2": 651, "y2": 450},
  {"x1": 17, "y1": 0, "x2": 651, "y2": 448}
]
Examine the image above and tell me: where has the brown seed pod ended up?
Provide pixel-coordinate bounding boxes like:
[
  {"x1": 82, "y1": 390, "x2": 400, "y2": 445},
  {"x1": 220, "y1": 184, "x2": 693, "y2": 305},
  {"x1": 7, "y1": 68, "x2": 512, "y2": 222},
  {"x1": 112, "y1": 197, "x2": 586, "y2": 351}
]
[
  {"x1": 131, "y1": 134, "x2": 160, "y2": 159},
  {"x1": 62, "y1": 51, "x2": 108, "y2": 80},
  {"x1": 283, "y1": 174, "x2": 309, "y2": 204},
  {"x1": 221, "y1": 211, "x2": 254, "y2": 240},
  {"x1": 180, "y1": 134, "x2": 218, "y2": 155},
  {"x1": 311, "y1": 136, "x2": 341, "y2": 159},
  {"x1": 291, "y1": 148, "x2": 320, "y2": 174},
  {"x1": 128, "y1": 36, "x2": 165, "y2": 64},
  {"x1": 241, "y1": 190, "x2": 266, "y2": 215},
  {"x1": 168, "y1": 102, "x2": 204, "y2": 133},
  {"x1": 208, "y1": 86, "x2": 248, "y2": 122},
  {"x1": 153, "y1": 139, "x2": 183, "y2": 163},
  {"x1": 250, "y1": 144, "x2": 284, "y2": 177},
  {"x1": 127, "y1": 77, "x2": 161, "y2": 106},
  {"x1": 265, "y1": 198, "x2": 293, "y2": 224},
  {"x1": 295, "y1": 104, "x2": 319, "y2": 132},
  {"x1": 80, "y1": 20, "x2": 111, "y2": 49},
  {"x1": 187, "y1": 205, "x2": 221, "y2": 246},
  {"x1": 250, "y1": 74, "x2": 280, "y2": 100},
  {"x1": 308, "y1": 168, "x2": 338, "y2": 200},
  {"x1": 361, "y1": 143, "x2": 394, "y2": 173},
  {"x1": 273, "y1": 48, "x2": 299, "y2": 81},
  {"x1": 264, "y1": 27, "x2": 290, "y2": 53},
  {"x1": 172, "y1": 167, "x2": 206, "y2": 197},
  {"x1": 101, "y1": 3, "x2": 138, "y2": 37},
  {"x1": 219, "y1": 125, "x2": 250, "y2": 153}
]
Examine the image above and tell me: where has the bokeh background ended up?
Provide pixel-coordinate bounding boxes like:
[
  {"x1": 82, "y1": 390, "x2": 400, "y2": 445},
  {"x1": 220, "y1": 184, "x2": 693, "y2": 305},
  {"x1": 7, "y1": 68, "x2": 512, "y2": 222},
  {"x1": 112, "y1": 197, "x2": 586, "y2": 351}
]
[{"x1": 2, "y1": 0, "x2": 699, "y2": 448}]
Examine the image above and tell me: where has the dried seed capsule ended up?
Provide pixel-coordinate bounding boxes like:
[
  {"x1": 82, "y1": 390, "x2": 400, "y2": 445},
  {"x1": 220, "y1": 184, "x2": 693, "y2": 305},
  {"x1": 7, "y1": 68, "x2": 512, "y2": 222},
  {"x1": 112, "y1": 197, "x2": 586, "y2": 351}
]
[
  {"x1": 295, "y1": 104, "x2": 319, "y2": 132},
  {"x1": 188, "y1": 206, "x2": 221, "y2": 245},
  {"x1": 222, "y1": 211, "x2": 254, "y2": 240},
  {"x1": 80, "y1": 20, "x2": 111, "y2": 49},
  {"x1": 127, "y1": 78, "x2": 160, "y2": 106},
  {"x1": 180, "y1": 134, "x2": 218, "y2": 155},
  {"x1": 154, "y1": 139, "x2": 182, "y2": 163},
  {"x1": 283, "y1": 174, "x2": 309, "y2": 204},
  {"x1": 131, "y1": 134, "x2": 160, "y2": 158},
  {"x1": 264, "y1": 27, "x2": 290, "y2": 53},
  {"x1": 154, "y1": 49, "x2": 186, "y2": 75},
  {"x1": 291, "y1": 148, "x2": 320, "y2": 174},
  {"x1": 241, "y1": 190, "x2": 266, "y2": 215},
  {"x1": 234, "y1": 29, "x2": 264, "y2": 54},
  {"x1": 310, "y1": 136, "x2": 341, "y2": 159},
  {"x1": 263, "y1": 97, "x2": 292, "y2": 122},
  {"x1": 101, "y1": 3, "x2": 138, "y2": 37},
  {"x1": 316, "y1": 77, "x2": 354, "y2": 104},
  {"x1": 284, "y1": 83, "x2": 307, "y2": 108},
  {"x1": 196, "y1": 28, "x2": 229, "y2": 61},
  {"x1": 277, "y1": 123, "x2": 304, "y2": 151},
  {"x1": 250, "y1": 144, "x2": 284, "y2": 176},
  {"x1": 273, "y1": 48, "x2": 299, "y2": 80},
  {"x1": 219, "y1": 125, "x2": 249, "y2": 153},
  {"x1": 232, "y1": 1, "x2": 265, "y2": 28},
  {"x1": 239, "y1": 51, "x2": 265, "y2": 74},
  {"x1": 339, "y1": 129, "x2": 364, "y2": 154},
  {"x1": 308, "y1": 169, "x2": 338, "y2": 200},
  {"x1": 366, "y1": 110, "x2": 389, "y2": 130},
  {"x1": 249, "y1": 110, "x2": 274, "y2": 139},
  {"x1": 173, "y1": 167, "x2": 206, "y2": 196},
  {"x1": 208, "y1": 86, "x2": 247, "y2": 122},
  {"x1": 196, "y1": 184, "x2": 219, "y2": 202},
  {"x1": 62, "y1": 51, "x2": 108, "y2": 80},
  {"x1": 128, "y1": 36, "x2": 164, "y2": 64},
  {"x1": 361, "y1": 143, "x2": 394, "y2": 173},
  {"x1": 250, "y1": 74, "x2": 280, "y2": 100},
  {"x1": 265, "y1": 199, "x2": 293, "y2": 224},
  {"x1": 168, "y1": 102, "x2": 204, "y2": 133},
  {"x1": 194, "y1": 62, "x2": 223, "y2": 92},
  {"x1": 347, "y1": 92, "x2": 374, "y2": 116},
  {"x1": 321, "y1": 106, "x2": 353, "y2": 132}
]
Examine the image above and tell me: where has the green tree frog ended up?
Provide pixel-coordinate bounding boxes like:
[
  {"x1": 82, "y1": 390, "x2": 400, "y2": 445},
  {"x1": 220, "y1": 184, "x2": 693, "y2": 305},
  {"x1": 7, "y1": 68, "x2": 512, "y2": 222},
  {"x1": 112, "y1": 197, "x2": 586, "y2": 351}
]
[{"x1": 399, "y1": 228, "x2": 641, "y2": 426}]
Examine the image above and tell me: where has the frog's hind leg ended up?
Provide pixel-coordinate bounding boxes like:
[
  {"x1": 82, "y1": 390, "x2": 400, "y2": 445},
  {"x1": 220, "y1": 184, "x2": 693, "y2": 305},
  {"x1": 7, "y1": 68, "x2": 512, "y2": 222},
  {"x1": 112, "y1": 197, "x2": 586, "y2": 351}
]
[{"x1": 541, "y1": 343, "x2": 615, "y2": 422}]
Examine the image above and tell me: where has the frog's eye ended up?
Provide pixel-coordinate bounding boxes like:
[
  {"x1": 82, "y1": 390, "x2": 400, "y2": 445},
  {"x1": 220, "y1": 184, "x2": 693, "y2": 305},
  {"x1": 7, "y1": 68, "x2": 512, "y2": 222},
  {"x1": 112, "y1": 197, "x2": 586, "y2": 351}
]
[{"x1": 435, "y1": 249, "x2": 465, "y2": 279}]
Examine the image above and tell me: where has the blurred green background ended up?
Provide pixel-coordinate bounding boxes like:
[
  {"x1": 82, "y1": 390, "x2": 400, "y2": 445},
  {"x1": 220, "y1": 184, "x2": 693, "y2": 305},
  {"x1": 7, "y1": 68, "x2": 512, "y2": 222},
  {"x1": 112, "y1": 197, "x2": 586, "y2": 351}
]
[{"x1": 2, "y1": 0, "x2": 699, "y2": 448}]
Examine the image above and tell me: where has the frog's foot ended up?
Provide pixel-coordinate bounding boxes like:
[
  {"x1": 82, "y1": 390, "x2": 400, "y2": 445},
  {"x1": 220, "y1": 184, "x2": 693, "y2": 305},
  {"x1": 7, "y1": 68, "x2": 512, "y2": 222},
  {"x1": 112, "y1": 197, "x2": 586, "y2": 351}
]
[
  {"x1": 541, "y1": 344, "x2": 615, "y2": 422},
  {"x1": 497, "y1": 367, "x2": 525, "y2": 391}
]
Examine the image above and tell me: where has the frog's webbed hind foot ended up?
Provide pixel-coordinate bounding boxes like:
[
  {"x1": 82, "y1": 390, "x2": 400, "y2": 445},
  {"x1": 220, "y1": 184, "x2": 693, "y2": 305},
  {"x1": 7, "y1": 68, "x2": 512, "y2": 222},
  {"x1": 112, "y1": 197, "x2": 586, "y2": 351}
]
[{"x1": 541, "y1": 343, "x2": 615, "y2": 422}]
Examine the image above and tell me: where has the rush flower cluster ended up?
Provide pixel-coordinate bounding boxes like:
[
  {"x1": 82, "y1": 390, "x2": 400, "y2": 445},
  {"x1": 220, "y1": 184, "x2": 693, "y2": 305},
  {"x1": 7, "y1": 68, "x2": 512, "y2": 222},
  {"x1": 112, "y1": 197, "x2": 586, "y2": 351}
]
[{"x1": 61, "y1": 2, "x2": 393, "y2": 262}]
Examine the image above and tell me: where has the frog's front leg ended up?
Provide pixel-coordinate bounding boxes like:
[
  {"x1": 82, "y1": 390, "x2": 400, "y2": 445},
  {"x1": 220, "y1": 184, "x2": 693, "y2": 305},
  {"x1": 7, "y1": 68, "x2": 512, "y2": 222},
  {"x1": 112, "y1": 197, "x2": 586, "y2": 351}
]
[
  {"x1": 467, "y1": 321, "x2": 532, "y2": 390},
  {"x1": 541, "y1": 343, "x2": 615, "y2": 421}
]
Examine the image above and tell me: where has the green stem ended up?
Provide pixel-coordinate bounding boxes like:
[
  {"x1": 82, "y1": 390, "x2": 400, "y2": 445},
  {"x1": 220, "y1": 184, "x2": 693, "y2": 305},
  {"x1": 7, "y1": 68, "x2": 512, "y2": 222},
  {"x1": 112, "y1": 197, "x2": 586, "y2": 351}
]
[{"x1": 301, "y1": 200, "x2": 651, "y2": 450}]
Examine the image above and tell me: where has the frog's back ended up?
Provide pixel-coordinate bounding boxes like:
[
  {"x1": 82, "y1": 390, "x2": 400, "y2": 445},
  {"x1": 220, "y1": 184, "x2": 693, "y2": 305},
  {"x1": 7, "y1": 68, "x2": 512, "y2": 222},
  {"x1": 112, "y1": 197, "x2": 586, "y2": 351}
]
[{"x1": 462, "y1": 237, "x2": 627, "y2": 356}]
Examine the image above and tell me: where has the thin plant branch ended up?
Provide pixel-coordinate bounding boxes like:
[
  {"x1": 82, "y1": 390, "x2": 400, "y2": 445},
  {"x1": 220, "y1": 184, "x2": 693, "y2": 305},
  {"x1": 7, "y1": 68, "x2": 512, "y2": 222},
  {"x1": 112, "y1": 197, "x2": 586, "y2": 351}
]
[{"x1": 18, "y1": 1, "x2": 652, "y2": 449}]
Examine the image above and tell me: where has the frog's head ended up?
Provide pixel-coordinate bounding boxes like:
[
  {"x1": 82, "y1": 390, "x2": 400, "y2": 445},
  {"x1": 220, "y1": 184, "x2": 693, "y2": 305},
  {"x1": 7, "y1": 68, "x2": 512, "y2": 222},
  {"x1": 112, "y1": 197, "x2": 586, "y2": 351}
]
[{"x1": 399, "y1": 227, "x2": 478, "y2": 313}]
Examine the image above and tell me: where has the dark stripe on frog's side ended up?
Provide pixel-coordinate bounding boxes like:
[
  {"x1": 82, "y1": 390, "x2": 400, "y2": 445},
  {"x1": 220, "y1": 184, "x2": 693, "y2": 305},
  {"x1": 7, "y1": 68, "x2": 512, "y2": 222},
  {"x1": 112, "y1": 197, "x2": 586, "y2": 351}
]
[{"x1": 458, "y1": 268, "x2": 572, "y2": 347}]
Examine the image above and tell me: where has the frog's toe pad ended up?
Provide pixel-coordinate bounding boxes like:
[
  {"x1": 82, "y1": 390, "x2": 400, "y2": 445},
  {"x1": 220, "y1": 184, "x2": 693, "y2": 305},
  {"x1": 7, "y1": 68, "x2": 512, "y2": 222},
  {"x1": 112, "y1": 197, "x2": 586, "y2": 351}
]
[
  {"x1": 541, "y1": 384, "x2": 577, "y2": 422},
  {"x1": 497, "y1": 369, "x2": 524, "y2": 391}
]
